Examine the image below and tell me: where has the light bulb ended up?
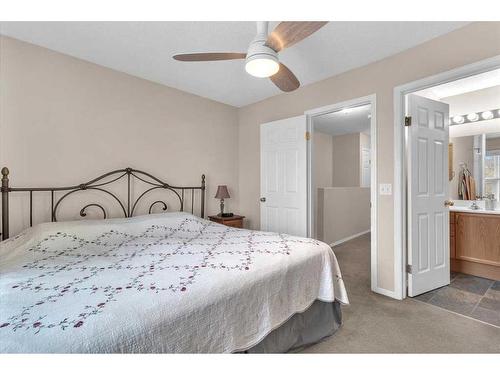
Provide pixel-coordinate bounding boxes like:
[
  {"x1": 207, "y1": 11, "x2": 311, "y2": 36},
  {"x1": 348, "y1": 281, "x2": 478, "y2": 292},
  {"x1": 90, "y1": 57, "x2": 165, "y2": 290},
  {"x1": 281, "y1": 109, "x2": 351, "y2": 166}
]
[
  {"x1": 452, "y1": 115, "x2": 464, "y2": 124},
  {"x1": 481, "y1": 111, "x2": 494, "y2": 120},
  {"x1": 466, "y1": 113, "x2": 479, "y2": 122},
  {"x1": 245, "y1": 57, "x2": 279, "y2": 78}
]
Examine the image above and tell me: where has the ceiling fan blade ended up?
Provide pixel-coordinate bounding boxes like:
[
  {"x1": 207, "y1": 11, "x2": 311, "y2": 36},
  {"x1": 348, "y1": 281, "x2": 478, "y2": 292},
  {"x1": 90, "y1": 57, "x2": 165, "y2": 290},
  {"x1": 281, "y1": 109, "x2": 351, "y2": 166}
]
[
  {"x1": 270, "y1": 63, "x2": 300, "y2": 92},
  {"x1": 265, "y1": 21, "x2": 328, "y2": 52},
  {"x1": 173, "y1": 53, "x2": 246, "y2": 62}
]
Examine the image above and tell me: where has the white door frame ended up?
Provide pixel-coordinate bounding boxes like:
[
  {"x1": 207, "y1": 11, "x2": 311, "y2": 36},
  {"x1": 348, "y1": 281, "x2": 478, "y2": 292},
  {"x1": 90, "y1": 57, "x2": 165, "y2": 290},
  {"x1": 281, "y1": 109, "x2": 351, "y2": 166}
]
[
  {"x1": 394, "y1": 55, "x2": 500, "y2": 300},
  {"x1": 304, "y1": 94, "x2": 379, "y2": 294}
]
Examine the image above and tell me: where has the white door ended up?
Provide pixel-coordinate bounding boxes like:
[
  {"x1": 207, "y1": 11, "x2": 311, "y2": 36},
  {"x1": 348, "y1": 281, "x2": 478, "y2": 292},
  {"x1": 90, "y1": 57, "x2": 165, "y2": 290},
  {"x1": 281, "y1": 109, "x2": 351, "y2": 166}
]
[
  {"x1": 361, "y1": 147, "x2": 371, "y2": 188},
  {"x1": 407, "y1": 94, "x2": 450, "y2": 297},
  {"x1": 260, "y1": 115, "x2": 308, "y2": 237}
]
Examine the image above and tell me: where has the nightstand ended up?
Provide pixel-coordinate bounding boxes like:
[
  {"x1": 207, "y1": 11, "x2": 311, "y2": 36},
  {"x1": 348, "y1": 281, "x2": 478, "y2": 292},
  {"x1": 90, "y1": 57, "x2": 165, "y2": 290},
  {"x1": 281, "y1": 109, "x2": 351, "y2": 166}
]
[{"x1": 208, "y1": 215, "x2": 245, "y2": 228}]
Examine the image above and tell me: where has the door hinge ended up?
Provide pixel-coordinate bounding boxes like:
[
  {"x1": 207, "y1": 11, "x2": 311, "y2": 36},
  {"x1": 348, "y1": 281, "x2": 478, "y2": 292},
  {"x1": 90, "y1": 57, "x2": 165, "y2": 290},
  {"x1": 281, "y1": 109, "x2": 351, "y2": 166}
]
[
  {"x1": 404, "y1": 116, "x2": 412, "y2": 126},
  {"x1": 406, "y1": 264, "x2": 413, "y2": 274},
  {"x1": 305, "y1": 131, "x2": 311, "y2": 141}
]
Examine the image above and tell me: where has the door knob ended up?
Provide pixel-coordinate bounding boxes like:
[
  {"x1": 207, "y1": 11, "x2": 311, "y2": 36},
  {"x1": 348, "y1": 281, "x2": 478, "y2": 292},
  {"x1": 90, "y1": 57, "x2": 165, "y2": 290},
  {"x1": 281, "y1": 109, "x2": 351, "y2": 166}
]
[
  {"x1": 444, "y1": 200, "x2": 454, "y2": 207},
  {"x1": 260, "y1": 197, "x2": 266, "y2": 202}
]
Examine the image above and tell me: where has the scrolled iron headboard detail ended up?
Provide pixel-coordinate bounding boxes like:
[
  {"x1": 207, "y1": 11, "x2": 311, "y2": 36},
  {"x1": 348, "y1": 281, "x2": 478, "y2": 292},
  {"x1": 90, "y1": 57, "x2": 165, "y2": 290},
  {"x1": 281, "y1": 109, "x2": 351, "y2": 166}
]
[
  {"x1": 148, "y1": 201, "x2": 168, "y2": 214},
  {"x1": 0, "y1": 167, "x2": 206, "y2": 240},
  {"x1": 80, "y1": 204, "x2": 107, "y2": 219}
]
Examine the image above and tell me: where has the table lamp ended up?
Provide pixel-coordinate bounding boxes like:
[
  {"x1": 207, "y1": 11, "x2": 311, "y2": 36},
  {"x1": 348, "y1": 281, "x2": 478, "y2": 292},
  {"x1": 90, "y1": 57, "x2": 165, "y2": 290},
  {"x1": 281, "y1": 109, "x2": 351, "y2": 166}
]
[{"x1": 215, "y1": 185, "x2": 231, "y2": 217}]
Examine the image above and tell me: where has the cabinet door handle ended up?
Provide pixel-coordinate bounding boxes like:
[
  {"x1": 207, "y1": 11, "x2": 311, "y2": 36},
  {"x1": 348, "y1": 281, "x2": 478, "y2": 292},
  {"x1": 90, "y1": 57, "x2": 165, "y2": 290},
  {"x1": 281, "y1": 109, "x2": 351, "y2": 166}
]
[{"x1": 260, "y1": 197, "x2": 266, "y2": 202}]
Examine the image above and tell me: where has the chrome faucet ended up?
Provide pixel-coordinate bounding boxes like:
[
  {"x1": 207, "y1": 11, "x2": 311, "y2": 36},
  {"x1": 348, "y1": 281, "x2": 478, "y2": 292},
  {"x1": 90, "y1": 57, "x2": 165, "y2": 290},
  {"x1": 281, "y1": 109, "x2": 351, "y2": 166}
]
[{"x1": 469, "y1": 200, "x2": 480, "y2": 210}]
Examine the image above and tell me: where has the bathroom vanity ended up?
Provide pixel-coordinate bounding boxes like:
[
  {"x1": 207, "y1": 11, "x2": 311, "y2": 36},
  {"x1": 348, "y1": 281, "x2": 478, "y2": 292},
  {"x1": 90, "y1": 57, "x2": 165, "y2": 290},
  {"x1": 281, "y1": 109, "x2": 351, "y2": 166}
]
[
  {"x1": 447, "y1": 130, "x2": 500, "y2": 280},
  {"x1": 450, "y1": 203, "x2": 500, "y2": 280}
]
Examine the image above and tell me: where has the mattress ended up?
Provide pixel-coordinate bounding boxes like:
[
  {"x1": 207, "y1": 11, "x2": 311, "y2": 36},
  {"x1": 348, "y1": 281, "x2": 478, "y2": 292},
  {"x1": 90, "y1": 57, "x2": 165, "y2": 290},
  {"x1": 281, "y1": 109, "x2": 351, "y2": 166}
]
[{"x1": 0, "y1": 212, "x2": 348, "y2": 353}]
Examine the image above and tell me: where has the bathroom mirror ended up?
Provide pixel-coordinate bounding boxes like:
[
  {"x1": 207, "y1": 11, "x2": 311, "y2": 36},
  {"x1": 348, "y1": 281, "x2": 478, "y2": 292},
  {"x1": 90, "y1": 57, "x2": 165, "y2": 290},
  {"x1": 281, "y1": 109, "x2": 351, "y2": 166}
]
[{"x1": 449, "y1": 131, "x2": 500, "y2": 201}]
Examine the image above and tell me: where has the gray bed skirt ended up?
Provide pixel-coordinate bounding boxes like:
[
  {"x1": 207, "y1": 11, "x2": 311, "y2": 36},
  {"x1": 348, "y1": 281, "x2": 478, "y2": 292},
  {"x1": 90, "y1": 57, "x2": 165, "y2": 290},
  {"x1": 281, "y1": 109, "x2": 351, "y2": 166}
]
[{"x1": 240, "y1": 300, "x2": 342, "y2": 353}]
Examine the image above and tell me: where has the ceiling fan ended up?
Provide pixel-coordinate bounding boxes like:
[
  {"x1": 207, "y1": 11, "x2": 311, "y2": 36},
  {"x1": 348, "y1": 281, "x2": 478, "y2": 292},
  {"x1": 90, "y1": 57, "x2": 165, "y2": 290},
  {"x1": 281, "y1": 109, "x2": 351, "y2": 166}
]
[{"x1": 173, "y1": 21, "x2": 328, "y2": 92}]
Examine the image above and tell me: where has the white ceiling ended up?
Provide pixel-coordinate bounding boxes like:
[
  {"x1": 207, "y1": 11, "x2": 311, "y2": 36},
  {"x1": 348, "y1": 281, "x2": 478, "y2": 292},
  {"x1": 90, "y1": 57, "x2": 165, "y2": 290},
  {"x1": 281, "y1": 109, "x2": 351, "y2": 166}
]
[
  {"x1": 314, "y1": 104, "x2": 371, "y2": 136},
  {"x1": 0, "y1": 21, "x2": 468, "y2": 107},
  {"x1": 415, "y1": 69, "x2": 500, "y2": 100}
]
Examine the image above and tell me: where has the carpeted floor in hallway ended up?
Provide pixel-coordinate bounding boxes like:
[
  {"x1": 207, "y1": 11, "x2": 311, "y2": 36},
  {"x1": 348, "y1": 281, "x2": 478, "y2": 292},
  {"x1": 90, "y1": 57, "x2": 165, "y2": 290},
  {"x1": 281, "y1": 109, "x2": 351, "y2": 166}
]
[{"x1": 301, "y1": 233, "x2": 500, "y2": 353}]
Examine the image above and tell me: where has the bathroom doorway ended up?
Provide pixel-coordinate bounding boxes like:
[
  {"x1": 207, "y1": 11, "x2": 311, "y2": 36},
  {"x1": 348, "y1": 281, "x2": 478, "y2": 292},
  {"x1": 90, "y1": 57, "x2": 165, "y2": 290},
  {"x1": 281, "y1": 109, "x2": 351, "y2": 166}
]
[{"x1": 402, "y1": 68, "x2": 500, "y2": 326}]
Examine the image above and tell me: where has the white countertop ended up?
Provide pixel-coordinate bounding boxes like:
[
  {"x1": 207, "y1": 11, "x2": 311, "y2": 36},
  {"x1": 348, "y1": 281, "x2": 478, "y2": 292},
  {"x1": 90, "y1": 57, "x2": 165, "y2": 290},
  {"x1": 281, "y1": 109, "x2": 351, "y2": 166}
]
[
  {"x1": 450, "y1": 207, "x2": 500, "y2": 215},
  {"x1": 449, "y1": 200, "x2": 500, "y2": 215}
]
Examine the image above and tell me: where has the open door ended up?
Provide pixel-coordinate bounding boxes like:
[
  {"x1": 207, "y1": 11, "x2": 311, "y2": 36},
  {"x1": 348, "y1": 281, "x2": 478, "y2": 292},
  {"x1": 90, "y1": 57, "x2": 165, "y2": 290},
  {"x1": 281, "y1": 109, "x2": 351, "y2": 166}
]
[
  {"x1": 407, "y1": 94, "x2": 450, "y2": 297},
  {"x1": 260, "y1": 115, "x2": 308, "y2": 237}
]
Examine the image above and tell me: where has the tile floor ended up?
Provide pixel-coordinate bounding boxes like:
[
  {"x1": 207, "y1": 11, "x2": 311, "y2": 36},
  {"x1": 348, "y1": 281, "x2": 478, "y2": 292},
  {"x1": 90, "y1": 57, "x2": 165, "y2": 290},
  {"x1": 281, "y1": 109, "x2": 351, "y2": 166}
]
[{"x1": 413, "y1": 272, "x2": 500, "y2": 327}]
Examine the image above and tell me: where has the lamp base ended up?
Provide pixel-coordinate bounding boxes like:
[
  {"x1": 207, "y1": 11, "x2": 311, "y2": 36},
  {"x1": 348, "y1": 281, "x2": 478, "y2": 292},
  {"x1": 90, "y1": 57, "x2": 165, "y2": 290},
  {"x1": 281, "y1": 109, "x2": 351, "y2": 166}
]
[
  {"x1": 219, "y1": 199, "x2": 225, "y2": 217},
  {"x1": 220, "y1": 212, "x2": 234, "y2": 218}
]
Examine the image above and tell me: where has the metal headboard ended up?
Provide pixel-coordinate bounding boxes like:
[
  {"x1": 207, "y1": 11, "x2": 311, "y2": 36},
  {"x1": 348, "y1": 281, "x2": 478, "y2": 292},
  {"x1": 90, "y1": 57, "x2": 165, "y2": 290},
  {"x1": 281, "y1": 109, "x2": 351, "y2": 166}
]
[{"x1": 0, "y1": 167, "x2": 206, "y2": 240}]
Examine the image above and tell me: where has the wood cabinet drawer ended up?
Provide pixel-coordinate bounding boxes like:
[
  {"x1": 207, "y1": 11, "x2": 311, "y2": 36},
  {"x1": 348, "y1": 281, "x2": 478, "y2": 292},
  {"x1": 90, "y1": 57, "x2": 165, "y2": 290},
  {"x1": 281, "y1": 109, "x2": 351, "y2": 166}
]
[{"x1": 224, "y1": 220, "x2": 243, "y2": 228}]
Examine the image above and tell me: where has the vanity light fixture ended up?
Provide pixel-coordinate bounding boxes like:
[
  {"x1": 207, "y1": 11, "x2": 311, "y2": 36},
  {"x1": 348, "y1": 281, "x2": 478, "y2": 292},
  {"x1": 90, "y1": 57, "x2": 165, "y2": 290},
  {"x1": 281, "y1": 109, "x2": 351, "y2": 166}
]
[
  {"x1": 450, "y1": 108, "x2": 500, "y2": 125},
  {"x1": 481, "y1": 110, "x2": 494, "y2": 120},
  {"x1": 466, "y1": 113, "x2": 479, "y2": 122}
]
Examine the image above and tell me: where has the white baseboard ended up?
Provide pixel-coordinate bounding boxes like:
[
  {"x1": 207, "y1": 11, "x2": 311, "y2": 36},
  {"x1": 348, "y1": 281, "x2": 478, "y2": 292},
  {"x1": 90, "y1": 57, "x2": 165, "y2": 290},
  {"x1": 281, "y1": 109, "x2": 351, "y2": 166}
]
[{"x1": 329, "y1": 230, "x2": 371, "y2": 247}]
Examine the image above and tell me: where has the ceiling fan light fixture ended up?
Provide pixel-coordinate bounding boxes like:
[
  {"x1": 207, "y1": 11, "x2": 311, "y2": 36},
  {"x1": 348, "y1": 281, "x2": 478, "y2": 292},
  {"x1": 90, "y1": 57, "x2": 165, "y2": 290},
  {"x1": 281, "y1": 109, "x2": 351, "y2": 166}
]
[
  {"x1": 173, "y1": 21, "x2": 327, "y2": 92},
  {"x1": 245, "y1": 55, "x2": 279, "y2": 78}
]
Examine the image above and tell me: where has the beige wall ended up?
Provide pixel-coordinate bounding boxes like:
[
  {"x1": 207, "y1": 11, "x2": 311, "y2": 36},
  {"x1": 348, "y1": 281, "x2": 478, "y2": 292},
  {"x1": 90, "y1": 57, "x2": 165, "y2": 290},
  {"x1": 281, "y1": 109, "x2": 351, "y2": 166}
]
[
  {"x1": 313, "y1": 131, "x2": 334, "y2": 188},
  {"x1": 0, "y1": 36, "x2": 239, "y2": 235},
  {"x1": 449, "y1": 136, "x2": 474, "y2": 199},
  {"x1": 237, "y1": 22, "x2": 500, "y2": 292},
  {"x1": 486, "y1": 137, "x2": 500, "y2": 150},
  {"x1": 332, "y1": 133, "x2": 360, "y2": 187},
  {"x1": 314, "y1": 131, "x2": 369, "y2": 189},
  {"x1": 317, "y1": 187, "x2": 370, "y2": 245}
]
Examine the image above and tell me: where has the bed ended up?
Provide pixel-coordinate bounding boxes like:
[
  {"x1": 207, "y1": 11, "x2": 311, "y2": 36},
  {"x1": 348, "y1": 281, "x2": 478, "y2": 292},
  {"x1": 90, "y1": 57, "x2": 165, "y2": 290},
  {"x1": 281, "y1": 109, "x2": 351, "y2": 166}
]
[{"x1": 0, "y1": 167, "x2": 348, "y2": 353}]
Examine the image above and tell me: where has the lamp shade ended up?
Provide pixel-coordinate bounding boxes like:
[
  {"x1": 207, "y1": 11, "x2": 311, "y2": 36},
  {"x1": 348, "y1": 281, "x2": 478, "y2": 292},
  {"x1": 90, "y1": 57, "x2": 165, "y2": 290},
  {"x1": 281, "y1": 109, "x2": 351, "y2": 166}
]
[{"x1": 215, "y1": 185, "x2": 230, "y2": 199}]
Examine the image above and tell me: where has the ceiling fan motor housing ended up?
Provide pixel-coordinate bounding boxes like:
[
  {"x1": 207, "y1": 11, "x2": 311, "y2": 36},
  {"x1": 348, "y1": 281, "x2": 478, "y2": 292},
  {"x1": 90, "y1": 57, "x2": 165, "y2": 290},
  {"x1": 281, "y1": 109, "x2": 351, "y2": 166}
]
[{"x1": 246, "y1": 38, "x2": 279, "y2": 65}]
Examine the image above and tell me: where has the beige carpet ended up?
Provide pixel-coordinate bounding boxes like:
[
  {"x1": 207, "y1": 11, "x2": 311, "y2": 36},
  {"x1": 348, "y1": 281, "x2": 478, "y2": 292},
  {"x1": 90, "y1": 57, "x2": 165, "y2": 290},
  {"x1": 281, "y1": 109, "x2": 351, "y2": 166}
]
[{"x1": 302, "y1": 233, "x2": 500, "y2": 353}]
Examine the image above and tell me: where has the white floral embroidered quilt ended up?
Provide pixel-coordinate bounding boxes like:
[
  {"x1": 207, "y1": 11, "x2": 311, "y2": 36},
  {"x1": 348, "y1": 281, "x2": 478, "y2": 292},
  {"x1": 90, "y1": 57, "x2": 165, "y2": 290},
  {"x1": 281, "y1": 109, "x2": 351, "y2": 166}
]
[{"x1": 0, "y1": 212, "x2": 348, "y2": 353}]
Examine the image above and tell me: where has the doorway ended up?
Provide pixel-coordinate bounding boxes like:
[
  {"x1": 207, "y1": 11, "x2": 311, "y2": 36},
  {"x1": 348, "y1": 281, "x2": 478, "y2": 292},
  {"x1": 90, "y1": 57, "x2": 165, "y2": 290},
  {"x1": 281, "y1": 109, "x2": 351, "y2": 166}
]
[
  {"x1": 395, "y1": 56, "x2": 500, "y2": 303},
  {"x1": 306, "y1": 94, "x2": 378, "y2": 294}
]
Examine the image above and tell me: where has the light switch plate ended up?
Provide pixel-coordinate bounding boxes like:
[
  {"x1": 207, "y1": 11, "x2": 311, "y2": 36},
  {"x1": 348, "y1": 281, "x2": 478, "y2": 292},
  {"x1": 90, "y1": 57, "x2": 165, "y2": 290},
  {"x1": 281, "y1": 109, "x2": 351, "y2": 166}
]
[{"x1": 379, "y1": 183, "x2": 392, "y2": 195}]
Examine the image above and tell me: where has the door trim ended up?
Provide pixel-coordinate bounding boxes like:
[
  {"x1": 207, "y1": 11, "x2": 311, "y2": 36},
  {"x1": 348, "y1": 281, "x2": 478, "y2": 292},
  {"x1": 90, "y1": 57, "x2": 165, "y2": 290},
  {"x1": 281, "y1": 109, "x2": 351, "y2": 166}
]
[
  {"x1": 304, "y1": 94, "x2": 379, "y2": 295},
  {"x1": 394, "y1": 54, "x2": 500, "y2": 300}
]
